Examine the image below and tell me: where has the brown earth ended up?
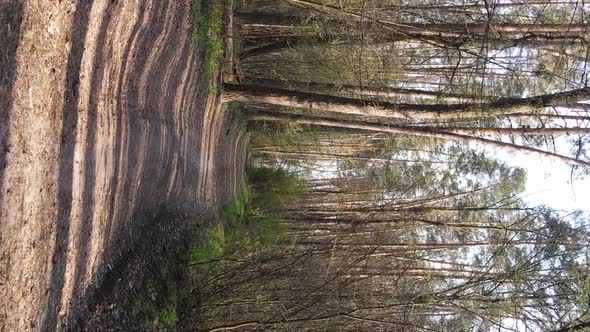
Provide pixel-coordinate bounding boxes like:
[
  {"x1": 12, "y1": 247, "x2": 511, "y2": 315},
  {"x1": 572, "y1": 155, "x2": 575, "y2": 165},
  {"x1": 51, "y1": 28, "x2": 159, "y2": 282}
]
[{"x1": 0, "y1": 1, "x2": 245, "y2": 331}]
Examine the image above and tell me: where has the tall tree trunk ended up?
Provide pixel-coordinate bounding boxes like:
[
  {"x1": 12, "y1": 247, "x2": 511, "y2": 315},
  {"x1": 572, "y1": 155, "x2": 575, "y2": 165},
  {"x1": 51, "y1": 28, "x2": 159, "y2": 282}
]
[
  {"x1": 244, "y1": 76, "x2": 487, "y2": 103},
  {"x1": 380, "y1": 1, "x2": 579, "y2": 11},
  {"x1": 223, "y1": 83, "x2": 590, "y2": 120},
  {"x1": 250, "y1": 112, "x2": 590, "y2": 169},
  {"x1": 239, "y1": 80, "x2": 590, "y2": 120},
  {"x1": 240, "y1": 36, "x2": 334, "y2": 59},
  {"x1": 397, "y1": 23, "x2": 589, "y2": 37},
  {"x1": 236, "y1": 12, "x2": 310, "y2": 26},
  {"x1": 241, "y1": 24, "x2": 580, "y2": 60},
  {"x1": 284, "y1": 0, "x2": 588, "y2": 38},
  {"x1": 435, "y1": 126, "x2": 590, "y2": 135}
]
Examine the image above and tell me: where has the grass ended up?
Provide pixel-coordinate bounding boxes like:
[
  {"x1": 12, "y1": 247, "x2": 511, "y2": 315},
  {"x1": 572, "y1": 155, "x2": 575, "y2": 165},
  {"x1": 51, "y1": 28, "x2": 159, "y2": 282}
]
[
  {"x1": 191, "y1": 179, "x2": 286, "y2": 269},
  {"x1": 190, "y1": 224, "x2": 225, "y2": 274},
  {"x1": 191, "y1": 165, "x2": 307, "y2": 270},
  {"x1": 158, "y1": 306, "x2": 177, "y2": 329},
  {"x1": 192, "y1": 0, "x2": 224, "y2": 92},
  {"x1": 127, "y1": 230, "x2": 190, "y2": 331},
  {"x1": 223, "y1": 184, "x2": 285, "y2": 253},
  {"x1": 121, "y1": 166, "x2": 307, "y2": 329},
  {"x1": 248, "y1": 166, "x2": 307, "y2": 211}
]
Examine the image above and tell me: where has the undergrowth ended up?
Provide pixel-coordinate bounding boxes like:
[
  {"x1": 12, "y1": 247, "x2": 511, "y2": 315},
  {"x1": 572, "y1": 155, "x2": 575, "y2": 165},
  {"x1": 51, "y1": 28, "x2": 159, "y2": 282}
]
[
  {"x1": 223, "y1": 166, "x2": 307, "y2": 253},
  {"x1": 192, "y1": 166, "x2": 306, "y2": 267},
  {"x1": 122, "y1": 165, "x2": 306, "y2": 330},
  {"x1": 192, "y1": 0, "x2": 223, "y2": 92},
  {"x1": 186, "y1": 166, "x2": 307, "y2": 327}
]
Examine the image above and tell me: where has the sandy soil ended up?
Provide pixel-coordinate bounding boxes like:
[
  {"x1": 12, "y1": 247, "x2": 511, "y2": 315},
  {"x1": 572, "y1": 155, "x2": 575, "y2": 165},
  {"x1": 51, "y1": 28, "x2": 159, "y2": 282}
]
[{"x1": 0, "y1": 1, "x2": 244, "y2": 331}]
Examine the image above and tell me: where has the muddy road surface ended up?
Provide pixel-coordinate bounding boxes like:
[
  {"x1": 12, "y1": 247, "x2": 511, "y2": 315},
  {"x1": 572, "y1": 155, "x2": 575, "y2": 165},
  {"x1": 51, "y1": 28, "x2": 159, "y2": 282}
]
[{"x1": 0, "y1": 1, "x2": 244, "y2": 330}]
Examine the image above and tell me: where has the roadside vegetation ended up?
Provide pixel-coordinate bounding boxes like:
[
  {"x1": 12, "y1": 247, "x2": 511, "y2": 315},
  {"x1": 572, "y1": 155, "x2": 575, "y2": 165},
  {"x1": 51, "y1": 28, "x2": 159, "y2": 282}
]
[
  {"x1": 192, "y1": 0, "x2": 224, "y2": 91},
  {"x1": 185, "y1": 165, "x2": 307, "y2": 329},
  {"x1": 113, "y1": 163, "x2": 307, "y2": 331}
]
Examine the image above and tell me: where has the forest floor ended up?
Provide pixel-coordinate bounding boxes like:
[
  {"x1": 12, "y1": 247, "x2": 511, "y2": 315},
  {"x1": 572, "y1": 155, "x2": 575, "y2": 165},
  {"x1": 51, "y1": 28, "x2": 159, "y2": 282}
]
[{"x1": 0, "y1": 1, "x2": 245, "y2": 331}]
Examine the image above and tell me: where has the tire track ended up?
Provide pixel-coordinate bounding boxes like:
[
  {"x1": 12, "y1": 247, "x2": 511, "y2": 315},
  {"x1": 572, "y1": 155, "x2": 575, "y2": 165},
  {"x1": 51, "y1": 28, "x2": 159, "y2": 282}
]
[{"x1": 0, "y1": 0, "x2": 247, "y2": 330}]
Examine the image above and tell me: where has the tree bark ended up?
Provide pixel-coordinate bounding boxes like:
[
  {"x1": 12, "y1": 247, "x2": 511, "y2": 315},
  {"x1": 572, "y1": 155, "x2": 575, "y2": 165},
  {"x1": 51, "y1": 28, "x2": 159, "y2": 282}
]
[
  {"x1": 223, "y1": 83, "x2": 590, "y2": 120},
  {"x1": 250, "y1": 112, "x2": 590, "y2": 169},
  {"x1": 435, "y1": 126, "x2": 590, "y2": 135},
  {"x1": 285, "y1": 0, "x2": 589, "y2": 38},
  {"x1": 243, "y1": 76, "x2": 486, "y2": 103},
  {"x1": 240, "y1": 24, "x2": 582, "y2": 59}
]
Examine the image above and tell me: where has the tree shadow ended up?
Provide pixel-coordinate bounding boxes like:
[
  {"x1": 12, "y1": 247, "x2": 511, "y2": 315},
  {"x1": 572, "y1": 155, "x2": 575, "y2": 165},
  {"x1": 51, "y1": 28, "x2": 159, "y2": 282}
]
[
  {"x1": 0, "y1": 1, "x2": 24, "y2": 223},
  {"x1": 2, "y1": 0, "x2": 215, "y2": 330},
  {"x1": 50, "y1": 0, "x2": 212, "y2": 329},
  {"x1": 41, "y1": 0, "x2": 96, "y2": 330},
  {"x1": 69, "y1": 0, "x2": 119, "y2": 314}
]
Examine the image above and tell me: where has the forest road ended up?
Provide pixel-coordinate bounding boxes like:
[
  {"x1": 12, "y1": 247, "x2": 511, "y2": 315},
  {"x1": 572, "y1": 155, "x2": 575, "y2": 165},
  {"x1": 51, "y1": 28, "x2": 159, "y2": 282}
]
[{"x1": 0, "y1": 1, "x2": 244, "y2": 331}]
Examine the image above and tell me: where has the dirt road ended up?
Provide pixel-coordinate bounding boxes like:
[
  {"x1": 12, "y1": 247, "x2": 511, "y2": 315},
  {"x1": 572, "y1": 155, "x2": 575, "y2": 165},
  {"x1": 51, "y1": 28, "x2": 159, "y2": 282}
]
[{"x1": 0, "y1": 1, "x2": 244, "y2": 330}]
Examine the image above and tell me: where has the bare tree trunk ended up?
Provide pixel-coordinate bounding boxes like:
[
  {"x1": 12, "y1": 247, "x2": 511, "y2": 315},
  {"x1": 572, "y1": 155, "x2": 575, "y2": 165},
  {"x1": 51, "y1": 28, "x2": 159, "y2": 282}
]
[
  {"x1": 223, "y1": 83, "x2": 590, "y2": 120},
  {"x1": 397, "y1": 23, "x2": 590, "y2": 37},
  {"x1": 236, "y1": 12, "x2": 309, "y2": 26},
  {"x1": 238, "y1": 81, "x2": 590, "y2": 121},
  {"x1": 244, "y1": 76, "x2": 486, "y2": 103},
  {"x1": 250, "y1": 112, "x2": 590, "y2": 168},
  {"x1": 240, "y1": 23, "x2": 581, "y2": 60},
  {"x1": 435, "y1": 126, "x2": 590, "y2": 135},
  {"x1": 381, "y1": 1, "x2": 579, "y2": 11},
  {"x1": 284, "y1": 0, "x2": 589, "y2": 38}
]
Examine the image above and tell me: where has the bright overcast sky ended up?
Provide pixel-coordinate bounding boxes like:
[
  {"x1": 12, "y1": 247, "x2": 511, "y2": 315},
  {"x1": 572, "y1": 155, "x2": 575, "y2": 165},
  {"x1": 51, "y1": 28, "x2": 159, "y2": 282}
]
[{"x1": 488, "y1": 147, "x2": 590, "y2": 212}]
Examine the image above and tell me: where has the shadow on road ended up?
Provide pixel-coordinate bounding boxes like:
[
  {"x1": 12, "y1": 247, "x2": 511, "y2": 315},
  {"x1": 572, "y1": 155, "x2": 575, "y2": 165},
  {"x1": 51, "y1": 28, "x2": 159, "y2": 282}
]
[
  {"x1": 42, "y1": 0, "x2": 96, "y2": 330},
  {"x1": 42, "y1": 0, "x2": 209, "y2": 330},
  {"x1": 0, "y1": 1, "x2": 24, "y2": 225}
]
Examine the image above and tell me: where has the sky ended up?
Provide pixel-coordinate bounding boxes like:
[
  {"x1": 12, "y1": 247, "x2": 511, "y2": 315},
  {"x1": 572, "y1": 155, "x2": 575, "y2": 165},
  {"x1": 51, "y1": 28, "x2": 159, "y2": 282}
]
[
  {"x1": 304, "y1": 141, "x2": 590, "y2": 212},
  {"x1": 489, "y1": 146, "x2": 590, "y2": 212},
  {"x1": 514, "y1": 156, "x2": 590, "y2": 211}
]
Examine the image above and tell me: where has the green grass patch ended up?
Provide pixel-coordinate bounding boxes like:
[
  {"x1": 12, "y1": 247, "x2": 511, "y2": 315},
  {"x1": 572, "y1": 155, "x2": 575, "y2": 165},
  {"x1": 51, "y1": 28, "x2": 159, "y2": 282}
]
[
  {"x1": 248, "y1": 166, "x2": 308, "y2": 211},
  {"x1": 179, "y1": 166, "x2": 307, "y2": 328},
  {"x1": 158, "y1": 306, "x2": 178, "y2": 329},
  {"x1": 127, "y1": 236, "x2": 188, "y2": 331},
  {"x1": 192, "y1": 0, "x2": 224, "y2": 91},
  {"x1": 190, "y1": 166, "x2": 307, "y2": 270},
  {"x1": 222, "y1": 166, "x2": 308, "y2": 252},
  {"x1": 223, "y1": 184, "x2": 285, "y2": 253},
  {"x1": 190, "y1": 224, "x2": 225, "y2": 274},
  {"x1": 223, "y1": 185, "x2": 251, "y2": 226}
]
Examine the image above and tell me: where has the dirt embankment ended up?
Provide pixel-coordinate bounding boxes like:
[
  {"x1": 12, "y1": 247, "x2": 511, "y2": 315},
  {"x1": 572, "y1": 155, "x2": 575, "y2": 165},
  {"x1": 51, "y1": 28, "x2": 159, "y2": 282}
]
[{"x1": 0, "y1": 1, "x2": 245, "y2": 331}]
